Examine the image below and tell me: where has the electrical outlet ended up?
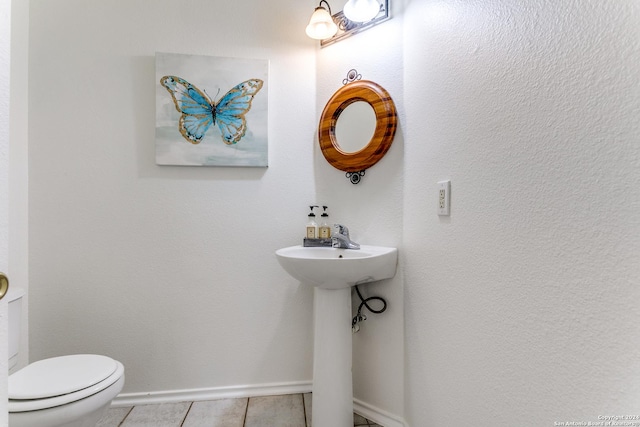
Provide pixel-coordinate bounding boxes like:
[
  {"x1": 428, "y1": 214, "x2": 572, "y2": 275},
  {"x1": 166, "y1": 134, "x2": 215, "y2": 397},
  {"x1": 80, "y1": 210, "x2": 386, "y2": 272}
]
[{"x1": 438, "y1": 180, "x2": 450, "y2": 216}]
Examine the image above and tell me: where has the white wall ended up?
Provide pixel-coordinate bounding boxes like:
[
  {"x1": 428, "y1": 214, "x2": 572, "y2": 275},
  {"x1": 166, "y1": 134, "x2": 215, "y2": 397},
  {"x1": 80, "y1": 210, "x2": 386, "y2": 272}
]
[
  {"x1": 315, "y1": 0, "x2": 405, "y2": 420},
  {"x1": 28, "y1": 0, "x2": 317, "y2": 395},
  {"x1": 0, "y1": 0, "x2": 11, "y2": 422},
  {"x1": 27, "y1": 0, "x2": 408, "y2": 420},
  {"x1": 403, "y1": 0, "x2": 640, "y2": 425},
  {"x1": 0, "y1": 1, "x2": 8, "y2": 271},
  {"x1": 9, "y1": 0, "x2": 29, "y2": 373}
]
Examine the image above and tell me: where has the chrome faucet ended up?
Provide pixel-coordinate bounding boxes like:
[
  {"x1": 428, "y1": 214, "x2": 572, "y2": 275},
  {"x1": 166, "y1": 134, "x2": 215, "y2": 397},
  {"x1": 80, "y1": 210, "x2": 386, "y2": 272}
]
[{"x1": 331, "y1": 224, "x2": 360, "y2": 249}]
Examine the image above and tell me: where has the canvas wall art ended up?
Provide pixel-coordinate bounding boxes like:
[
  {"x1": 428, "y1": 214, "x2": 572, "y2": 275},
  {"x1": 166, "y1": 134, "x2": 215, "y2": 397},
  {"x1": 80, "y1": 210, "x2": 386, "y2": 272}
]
[{"x1": 155, "y1": 52, "x2": 269, "y2": 167}]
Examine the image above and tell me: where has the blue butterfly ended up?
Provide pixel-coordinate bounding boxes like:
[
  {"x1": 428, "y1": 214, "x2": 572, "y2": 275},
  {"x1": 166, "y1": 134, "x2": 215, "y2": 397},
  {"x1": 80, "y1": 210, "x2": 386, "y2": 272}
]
[{"x1": 160, "y1": 76, "x2": 264, "y2": 145}]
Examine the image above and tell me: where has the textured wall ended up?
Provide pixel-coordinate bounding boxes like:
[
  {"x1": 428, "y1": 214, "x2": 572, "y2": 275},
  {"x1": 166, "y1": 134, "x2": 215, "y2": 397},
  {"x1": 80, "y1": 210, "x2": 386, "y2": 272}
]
[
  {"x1": 28, "y1": 0, "x2": 317, "y2": 394},
  {"x1": 403, "y1": 0, "x2": 640, "y2": 425}
]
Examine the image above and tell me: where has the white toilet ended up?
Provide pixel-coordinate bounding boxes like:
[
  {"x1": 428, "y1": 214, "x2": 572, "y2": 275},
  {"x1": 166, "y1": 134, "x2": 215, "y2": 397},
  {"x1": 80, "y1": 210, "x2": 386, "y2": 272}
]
[{"x1": 8, "y1": 288, "x2": 125, "y2": 427}]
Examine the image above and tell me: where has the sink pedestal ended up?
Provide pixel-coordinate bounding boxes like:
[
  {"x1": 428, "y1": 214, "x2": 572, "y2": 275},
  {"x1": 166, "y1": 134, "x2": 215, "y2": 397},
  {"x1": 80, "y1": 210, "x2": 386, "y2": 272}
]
[{"x1": 312, "y1": 286, "x2": 353, "y2": 427}]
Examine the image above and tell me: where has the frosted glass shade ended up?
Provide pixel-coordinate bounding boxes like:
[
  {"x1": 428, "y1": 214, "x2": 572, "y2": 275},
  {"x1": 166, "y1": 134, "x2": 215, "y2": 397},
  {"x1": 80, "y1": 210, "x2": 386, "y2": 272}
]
[
  {"x1": 343, "y1": 0, "x2": 381, "y2": 23},
  {"x1": 306, "y1": 7, "x2": 338, "y2": 39}
]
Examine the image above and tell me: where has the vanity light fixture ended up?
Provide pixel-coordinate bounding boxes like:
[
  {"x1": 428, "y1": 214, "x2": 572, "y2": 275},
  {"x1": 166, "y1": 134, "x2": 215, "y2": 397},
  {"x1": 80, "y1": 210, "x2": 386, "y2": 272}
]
[
  {"x1": 306, "y1": 0, "x2": 391, "y2": 47},
  {"x1": 306, "y1": 1, "x2": 338, "y2": 40}
]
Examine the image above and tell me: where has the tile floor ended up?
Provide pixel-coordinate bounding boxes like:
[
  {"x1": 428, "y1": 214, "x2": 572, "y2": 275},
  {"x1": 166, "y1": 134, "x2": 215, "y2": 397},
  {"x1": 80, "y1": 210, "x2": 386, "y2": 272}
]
[{"x1": 96, "y1": 393, "x2": 383, "y2": 427}]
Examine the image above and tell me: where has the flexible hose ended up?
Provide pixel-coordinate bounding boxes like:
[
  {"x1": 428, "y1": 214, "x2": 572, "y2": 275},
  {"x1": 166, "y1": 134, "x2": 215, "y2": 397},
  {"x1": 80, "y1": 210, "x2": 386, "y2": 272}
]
[{"x1": 352, "y1": 285, "x2": 387, "y2": 331}]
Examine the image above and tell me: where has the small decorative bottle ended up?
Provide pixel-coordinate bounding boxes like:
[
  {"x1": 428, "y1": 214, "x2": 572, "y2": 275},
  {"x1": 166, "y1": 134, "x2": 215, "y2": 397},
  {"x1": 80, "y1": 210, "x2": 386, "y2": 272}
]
[
  {"x1": 306, "y1": 206, "x2": 318, "y2": 239},
  {"x1": 319, "y1": 206, "x2": 331, "y2": 239}
]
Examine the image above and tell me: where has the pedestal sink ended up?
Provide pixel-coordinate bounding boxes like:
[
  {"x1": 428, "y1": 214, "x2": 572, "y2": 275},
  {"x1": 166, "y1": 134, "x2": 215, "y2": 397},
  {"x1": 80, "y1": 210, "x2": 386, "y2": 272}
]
[{"x1": 275, "y1": 245, "x2": 398, "y2": 427}]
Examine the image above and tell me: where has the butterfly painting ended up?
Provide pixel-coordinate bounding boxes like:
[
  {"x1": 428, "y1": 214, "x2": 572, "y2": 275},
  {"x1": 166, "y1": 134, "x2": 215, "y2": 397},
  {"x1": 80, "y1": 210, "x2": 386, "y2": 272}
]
[
  {"x1": 160, "y1": 76, "x2": 264, "y2": 145},
  {"x1": 155, "y1": 52, "x2": 268, "y2": 167}
]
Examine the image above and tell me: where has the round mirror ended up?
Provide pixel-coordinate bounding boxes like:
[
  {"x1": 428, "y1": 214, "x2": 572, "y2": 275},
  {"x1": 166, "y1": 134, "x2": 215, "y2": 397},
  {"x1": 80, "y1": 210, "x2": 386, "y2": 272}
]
[
  {"x1": 334, "y1": 101, "x2": 376, "y2": 153},
  {"x1": 318, "y1": 80, "x2": 397, "y2": 174}
]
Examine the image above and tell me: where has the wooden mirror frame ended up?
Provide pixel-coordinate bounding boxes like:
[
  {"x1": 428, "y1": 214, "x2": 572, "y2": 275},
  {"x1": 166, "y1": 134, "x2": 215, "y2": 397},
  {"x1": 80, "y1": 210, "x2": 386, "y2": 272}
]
[{"x1": 318, "y1": 80, "x2": 397, "y2": 173}]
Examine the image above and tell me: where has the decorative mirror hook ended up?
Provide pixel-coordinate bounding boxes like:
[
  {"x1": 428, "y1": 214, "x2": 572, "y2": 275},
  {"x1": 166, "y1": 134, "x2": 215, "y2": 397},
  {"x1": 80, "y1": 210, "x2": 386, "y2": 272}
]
[
  {"x1": 346, "y1": 170, "x2": 366, "y2": 184},
  {"x1": 342, "y1": 69, "x2": 362, "y2": 85}
]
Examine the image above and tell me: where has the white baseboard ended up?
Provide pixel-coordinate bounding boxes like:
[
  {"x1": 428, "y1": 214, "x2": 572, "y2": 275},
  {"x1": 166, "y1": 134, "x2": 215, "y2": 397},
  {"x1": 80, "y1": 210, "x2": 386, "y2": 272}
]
[
  {"x1": 354, "y1": 397, "x2": 407, "y2": 427},
  {"x1": 113, "y1": 383, "x2": 407, "y2": 427},
  {"x1": 112, "y1": 380, "x2": 312, "y2": 407}
]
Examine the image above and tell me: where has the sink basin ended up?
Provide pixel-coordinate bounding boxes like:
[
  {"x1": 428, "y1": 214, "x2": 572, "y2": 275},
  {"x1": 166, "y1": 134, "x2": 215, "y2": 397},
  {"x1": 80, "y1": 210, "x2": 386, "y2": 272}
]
[{"x1": 275, "y1": 245, "x2": 397, "y2": 289}]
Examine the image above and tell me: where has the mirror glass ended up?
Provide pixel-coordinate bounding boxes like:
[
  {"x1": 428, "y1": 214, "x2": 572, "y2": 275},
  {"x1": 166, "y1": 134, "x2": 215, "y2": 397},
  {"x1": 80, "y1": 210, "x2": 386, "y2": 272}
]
[{"x1": 334, "y1": 101, "x2": 376, "y2": 153}]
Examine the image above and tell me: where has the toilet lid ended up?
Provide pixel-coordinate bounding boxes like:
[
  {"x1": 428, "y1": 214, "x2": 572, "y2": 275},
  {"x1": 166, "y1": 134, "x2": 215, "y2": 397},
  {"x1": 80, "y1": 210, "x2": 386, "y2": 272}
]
[{"x1": 9, "y1": 354, "x2": 117, "y2": 400}]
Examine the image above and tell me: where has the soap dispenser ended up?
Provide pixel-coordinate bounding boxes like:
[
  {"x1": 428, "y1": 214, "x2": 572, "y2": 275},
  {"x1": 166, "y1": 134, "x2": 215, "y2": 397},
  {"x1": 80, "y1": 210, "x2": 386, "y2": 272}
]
[
  {"x1": 306, "y1": 206, "x2": 319, "y2": 239},
  {"x1": 319, "y1": 206, "x2": 331, "y2": 239}
]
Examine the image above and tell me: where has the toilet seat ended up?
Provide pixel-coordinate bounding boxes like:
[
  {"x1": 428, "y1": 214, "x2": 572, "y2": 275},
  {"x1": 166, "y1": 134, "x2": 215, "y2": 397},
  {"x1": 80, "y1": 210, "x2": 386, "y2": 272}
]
[{"x1": 9, "y1": 354, "x2": 124, "y2": 413}]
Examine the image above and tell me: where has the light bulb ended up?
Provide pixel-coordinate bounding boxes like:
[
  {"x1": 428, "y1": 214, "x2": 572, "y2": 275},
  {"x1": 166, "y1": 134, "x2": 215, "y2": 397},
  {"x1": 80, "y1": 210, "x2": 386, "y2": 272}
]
[
  {"x1": 306, "y1": 6, "x2": 338, "y2": 40},
  {"x1": 343, "y1": 0, "x2": 381, "y2": 23}
]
